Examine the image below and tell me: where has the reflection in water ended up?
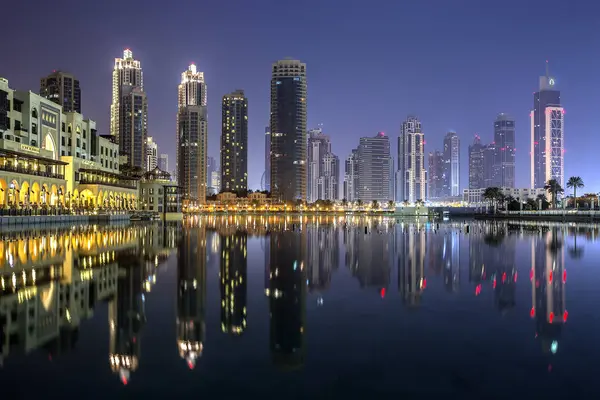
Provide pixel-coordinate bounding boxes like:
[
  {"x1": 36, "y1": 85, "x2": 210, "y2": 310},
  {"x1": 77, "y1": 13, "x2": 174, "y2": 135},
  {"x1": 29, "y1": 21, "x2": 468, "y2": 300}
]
[
  {"x1": 176, "y1": 220, "x2": 206, "y2": 370},
  {"x1": 532, "y1": 227, "x2": 567, "y2": 357},
  {"x1": 0, "y1": 224, "x2": 179, "y2": 383},
  {"x1": 0, "y1": 216, "x2": 587, "y2": 391}
]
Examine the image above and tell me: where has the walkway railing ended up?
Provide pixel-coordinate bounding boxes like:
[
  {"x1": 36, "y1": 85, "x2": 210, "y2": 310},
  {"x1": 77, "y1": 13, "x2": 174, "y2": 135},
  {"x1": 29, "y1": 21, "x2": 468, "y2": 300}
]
[
  {"x1": 0, "y1": 164, "x2": 64, "y2": 179},
  {"x1": 78, "y1": 179, "x2": 137, "y2": 189}
]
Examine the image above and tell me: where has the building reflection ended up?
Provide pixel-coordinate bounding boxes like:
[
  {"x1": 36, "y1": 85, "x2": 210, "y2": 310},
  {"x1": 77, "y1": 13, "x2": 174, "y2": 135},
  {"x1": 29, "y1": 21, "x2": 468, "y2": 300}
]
[
  {"x1": 531, "y1": 227, "x2": 567, "y2": 357},
  {"x1": 345, "y1": 219, "x2": 392, "y2": 292},
  {"x1": 306, "y1": 222, "x2": 338, "y2": 297},
  {"x1": 219, "y1": 229, "x2": 247, "y2": 335},
  {"x1": 442, "y1": 232, "x2": 460, "y2": 293},
  {"x1": 268, "y1": 226, "x2": 307, "y2": 369},
  {"x1": 396, "y1": 223, "x2": 426, "y2": 307},
  {"x1": 176, "y1": 220, "x2": 206, "y2": 370}
]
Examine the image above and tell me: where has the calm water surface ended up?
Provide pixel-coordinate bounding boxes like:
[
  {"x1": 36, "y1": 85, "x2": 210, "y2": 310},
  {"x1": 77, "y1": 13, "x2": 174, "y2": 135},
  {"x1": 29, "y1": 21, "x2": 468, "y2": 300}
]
[{"x1": 1, "y1": 216, "x2": 600, "y2": 398}]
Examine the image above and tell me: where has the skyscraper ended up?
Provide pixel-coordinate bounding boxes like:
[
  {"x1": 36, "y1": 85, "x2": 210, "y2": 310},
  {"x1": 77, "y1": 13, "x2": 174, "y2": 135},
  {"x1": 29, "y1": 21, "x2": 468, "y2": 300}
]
[
  {"x1": 270, "y1": 59, "x2": 307, "y2": 202},
  {"x1": 110, "y1": 49, "x2": 147, "y2": 169},
  {"x1": 398, "y1": 116, "x2": 427, "y2": 203},
  {"x1": 494, "y1": 113, "x2": 516, "y2": 188},
  {"x1": 468, "y1": 135, "x2": 485, "y2": 189},
  {"x1": 158, "y1": 154, "x2": 169, "y2": 172},
  {"x1": 177, "y1": 64, "x2": 208, "y2": 206},
  {"x1": 307, "y1": 128, "x2": 339, "y2": 202},
  {"x1": 344, "y1": 149, "x2": 359, "y2": 202},
  {"x1": 221, "y1": 90, "x2": 248, "y2": 194},
  {"x1": 321, "y1": 153, "x2": 340, "y2": 201},
  {"x1": 428, "y1": 151, "x2": 444, "y2": 199},
  {"x1": 145, "y1": 136, "x2": 158, "y2": 171},
  {"x1": 40, "y1": 71, "x2": 81, "y2": 113},
  {"x1": 531, "y1": 64, "x2": 564, "y2": 189},
  {"x1": 443, "y1": 131, "x2": 460, "y2": 196},
  {"x1": 483, "y1": 143, "x2": 498, "y2": 188},
  {"x1": 207, "y1": 156, "x2": 217, "y2": 194},
  {"x1": 264, "y1": 126, "x2": 271, "y2": 192},
  {"x1": 358, "y1": 132, "x2": 391, "y2": 203}
]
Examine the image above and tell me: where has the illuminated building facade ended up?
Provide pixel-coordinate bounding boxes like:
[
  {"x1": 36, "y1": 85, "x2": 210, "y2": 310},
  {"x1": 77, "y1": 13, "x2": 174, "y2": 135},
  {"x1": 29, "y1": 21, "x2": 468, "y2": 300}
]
[
  {"x1": 428, "y1": 151, "x2": 444, "y2": 199},
  {"x1": 343, "y1": 149, "x2": 359, "y2": 202},
  {"x1": 357, "y1": 132, "x2": 392, "y2": 203},
  {"x1": 0, "y1": 78, "x2": 139, "y2": 213},
  {"x1": 468, "y1": 135, "x2": 485, "y2": 189},
  {"x1": 145, "y1": 136, "x2": 157, "y2": 172},
  {"x1": 40, "y1": 70, "x2": 81, "y2": 113},
  {"x1": 268, "y1": 229, "x2": 306, "y2": 368},
  {"x1": 220, "y1": 231, "x2": 247, "y2": 335},
  {"x1": 531, "y1": 65, "x2": 564, "y2": 189},
  {"x1": 264, "y1": 125, "x2": 270, "y2": 192},
  {"x1": 177, "y1": 64, "x2": 207, "y2": 207},
  {"x1": 398, "y1": 116, "x2": 427, "y2": 203},
  {"x1": 221, "y1": 90, "x2": 248, "y2": 194},
  {"x1": 110, "y1": 49, "x2": 147, "y2": 170},
  {"x1": 270, "y1": 59, "x2": 307, "y2": 202},
  {"x1": 443, "y1": 131, "x2": 460, "y2": 197},
  {"x1": 139, "y1": 168, "x2": 182, "y2": 219},
  {"x1": 176, "y1": 224, "x2": 206, "y2": 369},
  {"x1": 494, "y1": 113, "x2": 515, "y2": 188}
]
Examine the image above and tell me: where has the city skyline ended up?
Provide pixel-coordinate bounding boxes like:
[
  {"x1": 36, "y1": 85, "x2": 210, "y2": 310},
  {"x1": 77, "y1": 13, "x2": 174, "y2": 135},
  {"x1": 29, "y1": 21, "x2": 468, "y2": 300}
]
[{"x1": 3, "y1": 0, "x2": 597, "y2": 193}]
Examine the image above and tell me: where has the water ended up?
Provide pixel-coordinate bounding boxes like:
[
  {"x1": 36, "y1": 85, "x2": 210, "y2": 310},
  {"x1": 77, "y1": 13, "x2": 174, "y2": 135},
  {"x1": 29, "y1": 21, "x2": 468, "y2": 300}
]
[{"x1": 1, "y1": 216, "x2": 599, "y2": 398}]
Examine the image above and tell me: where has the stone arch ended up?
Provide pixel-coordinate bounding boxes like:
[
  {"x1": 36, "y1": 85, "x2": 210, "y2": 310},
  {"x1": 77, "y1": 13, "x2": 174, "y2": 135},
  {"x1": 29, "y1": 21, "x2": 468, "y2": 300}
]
[
  {"x1": 41, "y1": 184, "x2": 50, "y2": 204},
  {"x1": 43, "y1": 132, "x2": 58, "y2": 161},
  {"x1": 50, "y1": 184, "x2": 58, "y2": 206},
  {"x1": 20, "y1": 181, "x2": 30, "y2": 204},
  {"x1": 0, "y1": 178, "x2": 7, "y2": 207},
  {"x1": 9, "y1": 180, "x2": 19, "y2": 205},
  {"x1": 31, "y1": 182, "x2": 41, "y2": 204},
  {"x1": 73, "y1": 188, "x2": 79, "y2": 207},
  {"x1": 80, "y1": 189, "x2": 95, "y2": 208},
  {"x1": 59, "y1": 185, "x2": 65, "y2": 206}
]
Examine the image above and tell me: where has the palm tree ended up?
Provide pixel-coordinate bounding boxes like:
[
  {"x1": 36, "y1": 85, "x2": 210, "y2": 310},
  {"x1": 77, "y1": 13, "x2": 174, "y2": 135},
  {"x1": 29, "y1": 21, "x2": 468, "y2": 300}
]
[
  {"x1": 402, "y1": 200, "x2": 410, "y2": 207},
  {"x1": 536, "y1": 193, "x2": 549, "y2": 210},
  {"x1": 566, "y1": 176, "x2": 584, "y2": 209},
  {"x1": 415, "y1": 199, "x2": 425, "y2": 207},
  {"x1": 341, "y1": 198, "x2": 348, "y2": 209},
  {"x1": 483, "y1": 187, "x2": 502, "y2": 210},
  {"x1": 544, "y1": 179, "x2": 564, "y2": 208},
  {"x1": 387, "y1": 200, "x2": 395, "y2": 210},
  {"x1": 356, "y1": 199, "x2": 363, "y2": 209},
  {"x1": 372, "y1": 200, "x2": 379, "y2": 210}
]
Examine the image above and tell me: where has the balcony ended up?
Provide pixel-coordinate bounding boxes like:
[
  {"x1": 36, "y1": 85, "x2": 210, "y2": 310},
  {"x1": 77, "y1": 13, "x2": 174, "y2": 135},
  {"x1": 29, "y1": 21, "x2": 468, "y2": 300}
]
[
  {"x1": 0, "y1": 163, "x2": 64, "y2": 179},
  {"x1": 78, "y1": 178, "x2": 137, "y2": 190}
]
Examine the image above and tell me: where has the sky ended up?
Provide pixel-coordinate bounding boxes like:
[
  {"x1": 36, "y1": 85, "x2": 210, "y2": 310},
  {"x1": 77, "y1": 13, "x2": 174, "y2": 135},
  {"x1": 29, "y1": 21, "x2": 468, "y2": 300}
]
[{"x1": 2, "y1": 0, "x2": 600, "y2": 194}]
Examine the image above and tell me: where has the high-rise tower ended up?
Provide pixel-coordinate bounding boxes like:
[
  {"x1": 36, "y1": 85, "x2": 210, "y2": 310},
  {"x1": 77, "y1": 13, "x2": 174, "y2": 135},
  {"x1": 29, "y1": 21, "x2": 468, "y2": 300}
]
[
  {"x1": 110, "y1": 49, "x2": 147, "y2": 169},
  {"x1": 468, "y1": 135, "x2": 485, "y2": 189},
  {"x1": 398, "y1": 116, "x2": 427, "y2": 203},
  {"x1": 264, "y1": 126, "x2": 271, "y2": 191},
  {"x1": 358, "y1": 132, "x2": 391, "y2": 203},
  {"x1": 443, "y1": 131, "x2": 460, "y2": 196},
  {"x1": 145, "y1": 136, "x2": 158, "y2": 171},
  {"x1": 307, "y1": 128, "x2": 338, "y2": 202},
  {"x1": 494, "y1": 113, "x2": 516, "y2": 188},
  {"x1": 177, "y1": 64, "x2": 208, "y2": 206},
  {"x1": 40, "y1": 71, "x2": 81, "y2": 113},
  {"x1": 531, "y1": 63, "x2": 564, "y2": 189},
  {"x1": 221, "y1": 90, "x2": 248, "y2": 194},
  {"x1": 270, "y1": 59, "x2": 307, "y2": 202}
]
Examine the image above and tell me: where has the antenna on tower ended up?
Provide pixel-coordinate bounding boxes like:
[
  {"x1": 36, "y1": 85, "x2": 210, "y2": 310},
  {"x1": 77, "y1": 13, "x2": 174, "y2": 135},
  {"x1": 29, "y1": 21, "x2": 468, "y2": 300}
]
[{"x1": 545, "y1": 60, "x2": 550, "y2": 77}]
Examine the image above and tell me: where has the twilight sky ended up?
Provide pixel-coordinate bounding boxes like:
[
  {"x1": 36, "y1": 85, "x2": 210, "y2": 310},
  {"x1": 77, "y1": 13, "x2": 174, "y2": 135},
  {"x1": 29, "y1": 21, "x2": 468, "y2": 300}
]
[{"x1": 3, "y1": 0, "x2": 600, "y2": 193}]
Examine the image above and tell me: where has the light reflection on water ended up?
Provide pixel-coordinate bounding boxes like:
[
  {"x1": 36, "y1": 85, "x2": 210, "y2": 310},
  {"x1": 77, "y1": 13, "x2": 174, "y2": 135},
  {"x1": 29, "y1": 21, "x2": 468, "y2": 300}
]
[{"x1": 0, "y1": 216, "x2": 599, "y2": 397}]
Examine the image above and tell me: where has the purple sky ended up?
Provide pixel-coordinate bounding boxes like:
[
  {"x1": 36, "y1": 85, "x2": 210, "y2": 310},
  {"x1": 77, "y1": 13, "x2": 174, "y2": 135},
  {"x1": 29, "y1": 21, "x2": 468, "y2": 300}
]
[{"x1": 3, "y1": 0, "x2": 600, "y2": 193}]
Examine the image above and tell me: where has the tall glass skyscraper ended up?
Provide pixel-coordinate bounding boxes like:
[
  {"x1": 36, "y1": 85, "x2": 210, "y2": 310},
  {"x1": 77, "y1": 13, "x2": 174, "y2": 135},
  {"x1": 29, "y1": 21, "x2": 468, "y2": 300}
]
[
  {"x1": 398, "y1": 116, "x2": 427, "y2": 203},
  {"x1": 220, "y1": 90, "x2": 248, "y2": 194},
  {"x1": 177, "y1": 64, "x2": 208, "y2": 206},
  {"x1": 270, "y1": 59, "x2": 307, "y2": 202},
  {"x1": 358, "y1": 132, "x2": 391, "y2": 202},
  {"x1": 531, "y1": 64, "x2": 564, "y2": 189},
  {"x1": 110, "y1": 49, "x2": 147, "y2": 169},
  {"x1": 443, "y1": 131, "x2": 460, "y2": 196},
  {"x1": 494, "y1": 113, "x2": 515, "y2": 188}
]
